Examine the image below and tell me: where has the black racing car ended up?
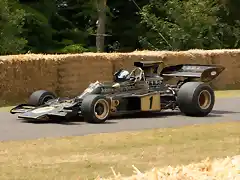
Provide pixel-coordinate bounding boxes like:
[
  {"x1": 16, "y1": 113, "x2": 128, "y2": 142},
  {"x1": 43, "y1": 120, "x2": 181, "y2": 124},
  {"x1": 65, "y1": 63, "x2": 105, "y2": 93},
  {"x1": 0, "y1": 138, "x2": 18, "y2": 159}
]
[{"x1": 10, "y1": 61, "x2": 225, "y2": 123}]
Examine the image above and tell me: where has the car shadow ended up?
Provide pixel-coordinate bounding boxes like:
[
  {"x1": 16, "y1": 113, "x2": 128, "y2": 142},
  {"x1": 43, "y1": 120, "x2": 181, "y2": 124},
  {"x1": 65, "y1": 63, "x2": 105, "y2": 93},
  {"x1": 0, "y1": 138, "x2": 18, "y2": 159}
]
[
  {"x1": 20, "y1": 109, "x2": 239, "y2": 125},
  {"x1": 20, "y1": 116, "x2": 118, "y2": 125},
  {"x1": 115, "y1": 110, "x2": 226, "y2": 119},
  {"x1": 107, "y1": 109, "x2": 239, "y2": 121},
  {"x1": 110, "y1": 111, "x2": 180, "y2": 120},
  {"x1": 211, "y1": 110, "x2": 240, "y2": 115},
  {"x1": 20, "y1": 118, "x2": 82, "y2": 125}
]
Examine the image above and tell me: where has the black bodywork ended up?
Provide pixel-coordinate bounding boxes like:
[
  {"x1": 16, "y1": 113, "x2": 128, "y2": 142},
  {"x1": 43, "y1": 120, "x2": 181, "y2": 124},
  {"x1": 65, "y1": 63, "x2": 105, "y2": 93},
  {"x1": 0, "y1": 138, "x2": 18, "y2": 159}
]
[{"x1": 10, "y1": 61, "x2": 225, "y2": 122}]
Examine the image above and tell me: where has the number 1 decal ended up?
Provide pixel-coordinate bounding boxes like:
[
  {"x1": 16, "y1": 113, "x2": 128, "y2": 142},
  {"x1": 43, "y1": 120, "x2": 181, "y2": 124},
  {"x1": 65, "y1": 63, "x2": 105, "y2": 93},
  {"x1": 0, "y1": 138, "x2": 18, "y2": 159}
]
[
  {"x1": 149, "y1": 96, "x2": 153, "y2": 109},
  {"x1": 140, "y1": 94, "x2": 160, "y2": 111}
]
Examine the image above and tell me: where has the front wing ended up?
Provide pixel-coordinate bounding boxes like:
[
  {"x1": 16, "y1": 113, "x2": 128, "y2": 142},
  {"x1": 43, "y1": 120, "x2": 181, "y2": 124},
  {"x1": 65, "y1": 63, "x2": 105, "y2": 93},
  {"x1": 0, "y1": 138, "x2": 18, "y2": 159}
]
[{"x1": 10, "y1": 104, "x2": 78, "y2": 121}]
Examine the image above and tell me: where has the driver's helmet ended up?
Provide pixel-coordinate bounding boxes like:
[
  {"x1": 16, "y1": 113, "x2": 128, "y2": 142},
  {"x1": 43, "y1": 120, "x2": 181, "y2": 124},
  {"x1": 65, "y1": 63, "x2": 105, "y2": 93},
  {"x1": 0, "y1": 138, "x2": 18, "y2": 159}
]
[{"x1": 114, "y1": 69, "x2": 130, "y2": 82}]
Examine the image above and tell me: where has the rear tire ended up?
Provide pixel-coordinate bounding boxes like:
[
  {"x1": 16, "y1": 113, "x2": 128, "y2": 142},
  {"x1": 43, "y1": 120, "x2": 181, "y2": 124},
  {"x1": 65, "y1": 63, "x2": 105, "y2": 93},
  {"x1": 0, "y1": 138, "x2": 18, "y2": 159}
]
[
  {"x1": 177, "y1": 82, "x2": 215, "y2": 117},
  {"x1": 28, "y1": 90, "x2": 57, "y2": 106},
  {"x1": 81, "y1": 95, "x2": 110, "y2": 123}
]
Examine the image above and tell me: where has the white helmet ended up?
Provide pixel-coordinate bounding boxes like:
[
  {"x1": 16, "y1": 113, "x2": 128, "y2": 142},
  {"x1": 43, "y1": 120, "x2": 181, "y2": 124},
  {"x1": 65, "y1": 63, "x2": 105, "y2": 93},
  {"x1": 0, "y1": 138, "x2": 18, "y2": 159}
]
[{"x1": 114, "y1": 69, "x2": 130, "y2": 82}]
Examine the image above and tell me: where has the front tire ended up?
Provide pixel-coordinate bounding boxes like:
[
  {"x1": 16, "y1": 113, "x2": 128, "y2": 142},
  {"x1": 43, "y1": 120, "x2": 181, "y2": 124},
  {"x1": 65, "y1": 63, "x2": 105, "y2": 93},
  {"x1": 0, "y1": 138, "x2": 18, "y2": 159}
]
[
  {"x1": 177, "y1": 82, "x2": 215, "y2": 117},
  {"x1": 28, "y1": 90, "x2": 57, "y2": 106},
  {"x1": 81, "y1": 95, "x2": 110, "y2": 123}
]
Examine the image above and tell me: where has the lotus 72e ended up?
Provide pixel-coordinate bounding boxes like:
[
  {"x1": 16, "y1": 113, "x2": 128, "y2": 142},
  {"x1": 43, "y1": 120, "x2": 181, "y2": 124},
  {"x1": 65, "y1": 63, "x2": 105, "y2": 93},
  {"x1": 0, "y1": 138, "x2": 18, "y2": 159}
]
[{"x1": 10, "y1": 61, "x2": 225, "y2": 123}]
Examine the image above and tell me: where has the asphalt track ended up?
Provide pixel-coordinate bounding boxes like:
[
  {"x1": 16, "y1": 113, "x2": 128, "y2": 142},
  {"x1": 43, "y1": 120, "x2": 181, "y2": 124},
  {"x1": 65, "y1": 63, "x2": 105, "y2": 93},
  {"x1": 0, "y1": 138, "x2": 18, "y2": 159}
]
[{"x1": 0, "y1": 97, "x2": 240, "y2": 141}]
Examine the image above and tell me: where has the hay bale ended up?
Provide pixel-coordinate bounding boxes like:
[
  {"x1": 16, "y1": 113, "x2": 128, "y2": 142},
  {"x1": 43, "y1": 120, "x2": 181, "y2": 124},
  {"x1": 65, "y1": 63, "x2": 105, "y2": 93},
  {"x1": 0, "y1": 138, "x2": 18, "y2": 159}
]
[
  {"x1": 57, "y1": 54, "x2": 113, "y2": 97},
  {"x1": 98, "y1": 155, "x2": 240, "y2": 180},
  {"x1": 1, "y1": 49, "x2": 240, "y2": 103},
  {"x1": 208, "y1": 51, "x2": 240, "y2": 89},
  {"x1": 0, "y1": 54, "x2": 59, "y2": 103}
]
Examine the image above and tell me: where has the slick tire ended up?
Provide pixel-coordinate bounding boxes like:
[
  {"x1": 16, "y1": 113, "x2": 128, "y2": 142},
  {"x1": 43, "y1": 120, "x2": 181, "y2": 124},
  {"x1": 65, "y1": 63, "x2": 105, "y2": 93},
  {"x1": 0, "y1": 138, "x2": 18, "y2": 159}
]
[
  {"x1": 28, "y1": 90, "x2": 57, "y2": 106},
  {"x1": 81, "y1": 95, "x2": 110, "y2": 123},
  {"x1": 177, "y1": 82, "x2": 215, "y2": 117}
]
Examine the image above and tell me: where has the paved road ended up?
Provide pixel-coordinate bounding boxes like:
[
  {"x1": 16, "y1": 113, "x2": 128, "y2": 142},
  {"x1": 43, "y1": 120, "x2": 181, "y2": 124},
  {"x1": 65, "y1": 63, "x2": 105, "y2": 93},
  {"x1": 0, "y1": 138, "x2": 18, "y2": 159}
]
[{"x1": 0, "y1": 97, "x2": 240, "y2": 141}]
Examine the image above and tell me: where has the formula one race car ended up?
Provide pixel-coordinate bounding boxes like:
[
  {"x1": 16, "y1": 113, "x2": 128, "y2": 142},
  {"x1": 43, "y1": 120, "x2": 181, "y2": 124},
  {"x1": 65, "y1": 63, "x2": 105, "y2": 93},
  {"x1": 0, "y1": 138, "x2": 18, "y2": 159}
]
[{"x1": 10, "y1": 61, "x2": 225, "y2": 123}]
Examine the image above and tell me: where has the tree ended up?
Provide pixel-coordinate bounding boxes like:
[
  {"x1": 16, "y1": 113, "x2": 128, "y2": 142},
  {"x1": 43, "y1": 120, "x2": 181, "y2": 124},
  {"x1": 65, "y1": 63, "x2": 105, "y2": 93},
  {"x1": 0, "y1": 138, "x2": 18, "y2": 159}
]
[
  {"x1": 4, "y1": 0, "x2": 240, "y2": 54},
  {"x1": 139, "y1": 0, "x2": 240, "y2": 50},
  {"x1": 19, "y1": 0, "x2": 97, "y2": 53},
  {"x1": 19, "y1": 0, "x2": 57, "y2": 53},
  {"x1": 96, "y1": 0, "x2": 107, "y2": 52},
  {"x1": 0, "y1": 0, "x2": 27, "y2": 55},
  {"x1": 106, "y1": 0, "x2": 149, "y2": 52}
]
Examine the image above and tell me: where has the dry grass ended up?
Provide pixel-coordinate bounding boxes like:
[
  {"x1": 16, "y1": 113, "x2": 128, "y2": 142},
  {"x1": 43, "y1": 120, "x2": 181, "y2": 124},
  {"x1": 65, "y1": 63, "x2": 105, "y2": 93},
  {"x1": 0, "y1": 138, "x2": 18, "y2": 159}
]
[{"x1": 0, "y1": 122, "x2": 239, "y2": 180}]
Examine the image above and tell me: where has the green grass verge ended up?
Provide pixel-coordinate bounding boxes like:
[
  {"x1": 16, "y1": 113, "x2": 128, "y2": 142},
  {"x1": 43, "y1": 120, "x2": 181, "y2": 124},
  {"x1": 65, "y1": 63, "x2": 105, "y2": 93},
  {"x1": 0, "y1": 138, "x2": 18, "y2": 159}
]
[
  {"x1": 0, "y1": 106, "x2": 13, "y2": 112},
  {"x1": 0, "y1": 122, "x2": 239, "y2": 180},
  {"x1": 215, "y1": 90, "x2": 240, "y2": 98}
]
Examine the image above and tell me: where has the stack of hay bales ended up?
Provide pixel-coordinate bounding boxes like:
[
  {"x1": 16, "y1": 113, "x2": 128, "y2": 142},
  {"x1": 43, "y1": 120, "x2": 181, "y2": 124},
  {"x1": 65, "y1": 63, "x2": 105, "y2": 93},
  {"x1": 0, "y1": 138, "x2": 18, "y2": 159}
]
[
  {"x1": 0, "y1": 54, "x2": 59, "y2": 104},
  {"x1": 1, "y1": 49, "x2": 240, "y2": 104}
]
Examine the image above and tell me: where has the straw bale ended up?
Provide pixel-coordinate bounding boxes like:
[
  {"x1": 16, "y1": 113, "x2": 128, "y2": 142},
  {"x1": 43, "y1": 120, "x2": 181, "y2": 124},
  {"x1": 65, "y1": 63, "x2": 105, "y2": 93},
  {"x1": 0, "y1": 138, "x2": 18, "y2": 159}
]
[
  {"x1": 0, "y1": 55, "x2": 59, "y2": 103},
  {"x1": 208, "y1": 51, "x2": 240, "y2": 89},
  {"x1": 57, "y1": 54, "x2": 113, "y2": 97},
  {"x1": 99, "y1": 155, "x2": 240, "y2": 180},
  {"x1": 1, "y1": 49, "x2": 240, "y2": 103}
]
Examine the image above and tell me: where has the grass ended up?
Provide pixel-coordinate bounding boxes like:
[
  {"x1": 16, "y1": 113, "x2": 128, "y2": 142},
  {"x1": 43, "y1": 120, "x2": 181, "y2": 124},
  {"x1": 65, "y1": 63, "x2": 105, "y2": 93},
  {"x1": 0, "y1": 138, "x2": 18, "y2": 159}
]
[
  {"x1": 0, "y1": 122, "x2": 239, "y2": 180},
  {"x1": 215, "y1": 90, "x2": 240, "y2": 98},
  {"x1": 0, "y1": 106, "x2": 13, "y2": 112}
]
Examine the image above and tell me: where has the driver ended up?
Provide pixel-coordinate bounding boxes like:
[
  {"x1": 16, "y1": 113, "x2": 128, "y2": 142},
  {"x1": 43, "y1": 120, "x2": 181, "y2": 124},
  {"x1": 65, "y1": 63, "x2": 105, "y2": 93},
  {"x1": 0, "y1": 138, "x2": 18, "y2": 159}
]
[
  {"x1": 114, "y1": 69, "x2": 130, "y2": 82},
  {"x1": 114, "y1": 67, "x2": 145, "y2": 83}
]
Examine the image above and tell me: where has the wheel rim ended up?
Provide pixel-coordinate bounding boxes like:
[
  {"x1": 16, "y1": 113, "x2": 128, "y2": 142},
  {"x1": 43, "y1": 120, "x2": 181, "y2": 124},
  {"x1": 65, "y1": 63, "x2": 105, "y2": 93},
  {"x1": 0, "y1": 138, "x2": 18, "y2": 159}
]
[
  {"x1": 94, "y1": 99, "x2": 109, "y2": 120},
  {"x1": 198, "y1": 90, "x2": 211, "y2": 109},
  {"x1": 42, "y1": 95, "x2": 55, "y2": 104}
]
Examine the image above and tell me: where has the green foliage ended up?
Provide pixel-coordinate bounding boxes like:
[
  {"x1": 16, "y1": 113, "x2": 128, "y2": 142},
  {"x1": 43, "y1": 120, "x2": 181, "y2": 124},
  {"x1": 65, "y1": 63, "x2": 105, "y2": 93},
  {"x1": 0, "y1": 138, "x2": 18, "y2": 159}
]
[
  {"x1": 139, "y1": 0, "x2": 240, "y2": 50},
  {"x1": 0, "y1": 0, "x2": 27, "y2": 55},
  {"x1": 105, "y1": 0, "x2": 149, "y2": 52},
  {"x1": 1, "y1": 0, "x2": 240, "y2": 54},
  {"x1": 59, "y1": 44, "x2": 89, "y2": 53},
  {"x1": 19, "y1": 1, "x2": 59, "y2": 53},
  {"x1": 19, "y1": 0, "x2": 98, "y2": 53}
]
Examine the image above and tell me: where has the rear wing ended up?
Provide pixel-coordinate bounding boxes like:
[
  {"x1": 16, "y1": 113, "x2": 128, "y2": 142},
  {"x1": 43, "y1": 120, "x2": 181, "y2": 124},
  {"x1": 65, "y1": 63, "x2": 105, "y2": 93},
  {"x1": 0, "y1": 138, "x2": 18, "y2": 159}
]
[{"x1": 160, "y1": 64, "x2": 225, "y2": 82}]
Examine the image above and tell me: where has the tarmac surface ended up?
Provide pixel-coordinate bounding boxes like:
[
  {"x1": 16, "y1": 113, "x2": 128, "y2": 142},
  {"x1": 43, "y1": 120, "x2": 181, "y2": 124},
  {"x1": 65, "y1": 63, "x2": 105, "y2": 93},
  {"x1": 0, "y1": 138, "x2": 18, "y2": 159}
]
[{"x1": 0, "y1": 97, "x2": 239, "y2": 141}]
